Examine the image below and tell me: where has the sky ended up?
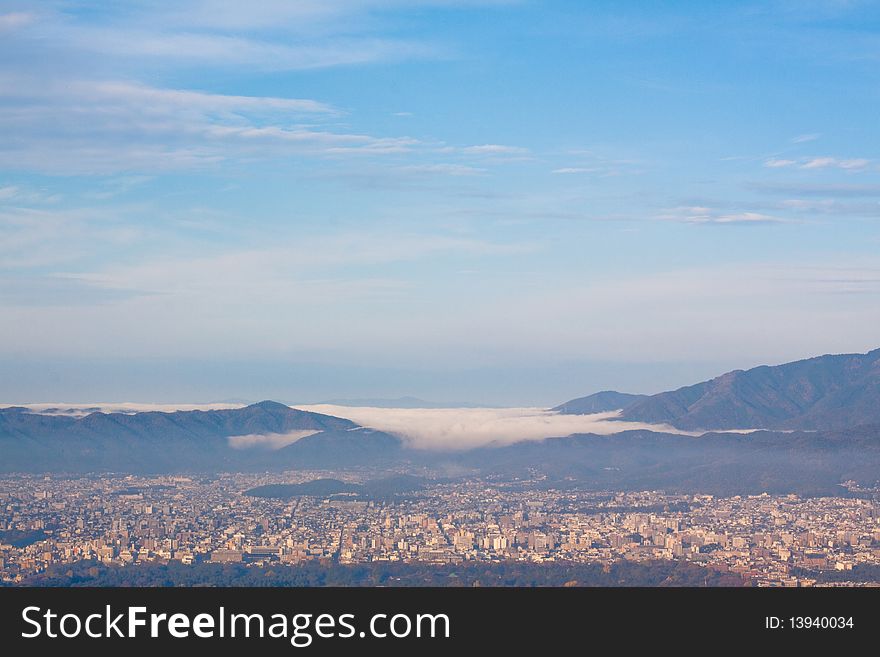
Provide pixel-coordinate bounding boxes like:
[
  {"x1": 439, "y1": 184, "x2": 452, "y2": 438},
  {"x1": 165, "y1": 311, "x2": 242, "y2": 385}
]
[{"x1": 1, "y1": 0, "x2": 880, "y2": 405}]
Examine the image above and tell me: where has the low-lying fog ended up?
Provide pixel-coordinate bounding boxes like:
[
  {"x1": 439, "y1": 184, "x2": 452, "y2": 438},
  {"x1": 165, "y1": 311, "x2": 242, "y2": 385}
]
[{"x1": 295, "y1": 405, "x2": 693, "y2": 450}]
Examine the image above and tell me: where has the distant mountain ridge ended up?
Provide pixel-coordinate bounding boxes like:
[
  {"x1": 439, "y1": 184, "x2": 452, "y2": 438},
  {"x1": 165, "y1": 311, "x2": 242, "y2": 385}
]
[
  {"x1": 0, "y1": 400, "x2": 354, "y2": 440},
  {"x1": 557, "y1": 348, "x2": 880, "y2": 431},
  {"x1": 3, "y1": 348, "x2": 880, "y2": 495},
  {"x1": 0, "y1": 401, "x2": 402, "y2": 472},
  {"x1": 553, "y1": 391, "x2": 647, "y2": 414}
]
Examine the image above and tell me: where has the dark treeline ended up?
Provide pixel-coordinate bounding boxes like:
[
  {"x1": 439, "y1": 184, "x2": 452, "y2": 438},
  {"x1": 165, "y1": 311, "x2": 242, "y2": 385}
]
[
  {"x1": 11, "y1": 559, "x2": 750, "y2": 587},
  {"x1": 791, "y1": 564, "x2": 880, "y2": 584},
  {"x1": 0, "y1": 529, "x2": 48, "y2": 548}
]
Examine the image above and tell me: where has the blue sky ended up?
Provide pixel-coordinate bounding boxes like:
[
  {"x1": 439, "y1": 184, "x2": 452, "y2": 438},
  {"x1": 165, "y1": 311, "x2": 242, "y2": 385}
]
[{"x1": 1, "y1": 0, "x2": 879, "y2": 405}]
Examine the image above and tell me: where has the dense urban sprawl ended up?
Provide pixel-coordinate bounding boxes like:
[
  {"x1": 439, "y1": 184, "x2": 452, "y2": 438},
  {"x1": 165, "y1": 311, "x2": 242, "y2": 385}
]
[{"x1": 2, "y1": 473, "x2": 878, "y2": 587}]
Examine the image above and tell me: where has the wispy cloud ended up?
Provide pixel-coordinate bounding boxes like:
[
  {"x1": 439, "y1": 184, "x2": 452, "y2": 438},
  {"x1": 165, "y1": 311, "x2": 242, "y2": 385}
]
[
  {"x1": 167, "y1": 0, "x2": 513, "y2": 31},
  {"x1": 776, "y1": 198, "x2": 880, "y2": 217},
  {"x1": 0, "y1": 11, "x2": 34, "y2": 31},
  {"x1": 802, "y1": 157, "x2": 870, "y2": 170},
  {"x1": 551, "y1": 167, "x2": 602, "y2": 174},
  {"x1": 67, "y1": 79, "x2": 338, "y2": 115},
  {"x1": 0, "y1": 274, "x2": 150, "y2": 307},
  {"x1": 398, "y1": 163, "x2": 486, "y2": 176},
  {"x1": 764, "y1": 158, "x2": 797, "y2": 168},
  {"x1": 659, "y1": 206, "x2": 788, "y2": 225},
  {"x1": 10, "y1": 230, "x2": 526, "y2": 307},
  {"x1": 0, "y1": 3, "x2": 516, "y2": 175},
  {"x1": 63, "y1": 29, "x2": 438, "y2": 71},
  {"x1": 552, "y1": 149, "x2": 643, "y2": 177},
  {"x1": 0, "y1": 205, "x2": 144, "y2": 269},
  {"x1": 791, "y1": 133, "x2": 820, "y2": 143},
  {"x1": 763, "y1": 156, "x2": 872, "y2": 171},
  {"x1": 6, "y1": 2, "x2": 459, "y2": 72},
  {"x1": 459, "y1": 144, "x2": 529, "y2": 156},
  {"x1": 748, "y1": 182, "x2": 880, "y2": 197},
  {"x1": 0, "y1": 184, "x2": 60, "y2": 204},
  {"x1": 0, "y1": 76, "x2": 418, "y2": 173}
]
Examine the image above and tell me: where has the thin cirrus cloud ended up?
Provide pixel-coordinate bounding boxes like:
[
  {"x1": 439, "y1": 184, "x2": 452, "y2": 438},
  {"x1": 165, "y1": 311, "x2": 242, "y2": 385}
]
[
  {"x1": 550, "y1": 149, "x2": 641, "y2": 177},
  {"x1": 166, "y1": 0, "x2": 374, "y2": 30},
  {"x1": 802, "y1": 157, "x2": 870, "y2": 170},
  {"x1": 764, "y1": 158, "x2": 797, "y2": 168},
  {"x1": 398, "y1": 163, "x2": 487, "y2": 176},
  {"x1": 433, "y1": 144, "x2": 531, "y2": 163},
  {"x1": 0, "y1": 274, "x2": 150, "y2": 307},
  {"x1": 3, "y1": 256, "x2": 879, "y2": 373},
  {"x1": 64, "y1": 29, "x2": 439, "y2": 71},
  {"x1": 0, "y1": 11, "x2": 34, "y2": 30},
  {"x1": 33, "y1": 232, "x2": 528, "y2": 307},
  {"x1": 763, "y1": 156, "x2": 872, "y2": 171},
  {"x1": 551, "y1": 167, "x2": 602, "y2": 174},
  {"x1": 1, "y1": 2, "x2": 445, "y2": 174},
  {"x1": 168, "y1": 0, "x2": 515, "y2": 31},
  {"x1": 776, "y1": 198, "x2": 880, "y2": 218},
  {"x1": 68, "y1": 79, "x2": 338, "y2": 115},
  {"x1": 747, "y1": 182, "x2": 880, "y2": 198},
  {"x1": 658, "y1": 206, "x2": 787, "y2": 225},
  {"x1": 4, "y1": 3, "x2": 450, "y2": 71},
  {"x1": 0, "y1": 205, "x2": 147, "y2": 269},
  {"x1": 0, "y1": 75, "x2": 418, "y2": 174},
  {"x1": 459, "y1": 144, "x2": 529, "y2": 156}
]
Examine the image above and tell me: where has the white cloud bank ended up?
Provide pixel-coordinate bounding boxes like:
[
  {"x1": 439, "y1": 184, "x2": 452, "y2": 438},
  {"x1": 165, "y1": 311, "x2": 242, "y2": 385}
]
[
  {"x1": 294, "y1": 405, "x2": 692, "y2": 450},
  {"x1": 228, "y1": 430, "x2": 319, "y2": 450}
]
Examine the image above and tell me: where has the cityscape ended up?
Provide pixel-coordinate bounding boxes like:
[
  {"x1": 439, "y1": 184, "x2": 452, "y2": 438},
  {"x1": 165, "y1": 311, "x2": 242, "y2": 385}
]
[{"x1": 3, "y1": 471, "x2": 878, "y2": 587}]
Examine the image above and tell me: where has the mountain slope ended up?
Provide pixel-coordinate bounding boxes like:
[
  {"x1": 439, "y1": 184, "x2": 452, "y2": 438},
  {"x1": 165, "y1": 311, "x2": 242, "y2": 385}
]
[
  {"x1": 553, "y1": 391, "x2": 648, "y2": 414},
  {"x1": 616, "y1": 348, "x2": 880, "y2": 430},
  {"x1": 449, "y1": 426, "x2": 880, "y2": 496},
  {"x1": 0, "y1": 401, "x2": 401, "y2": 472}
]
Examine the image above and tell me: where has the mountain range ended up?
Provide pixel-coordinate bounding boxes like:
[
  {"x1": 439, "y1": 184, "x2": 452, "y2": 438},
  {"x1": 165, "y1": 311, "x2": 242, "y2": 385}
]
[
  {"x1": 2, "y1": 348, "x2": 880, "y2": 495},
  {"x1": 557, "y1": 347, "x2": 880, "y2": 431},
  {"x1": 552, "y1": 391, "x2": 648, "y2": 415},
  {"x1": 0, "y1": 400, "x2": 402, "y2": 472}
]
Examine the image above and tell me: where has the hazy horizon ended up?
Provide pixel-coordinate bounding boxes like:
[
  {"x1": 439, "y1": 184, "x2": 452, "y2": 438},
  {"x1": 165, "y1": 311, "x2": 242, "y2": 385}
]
[{"x1": 3, "y1": 344, "x2": 877, "y2": 407}]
